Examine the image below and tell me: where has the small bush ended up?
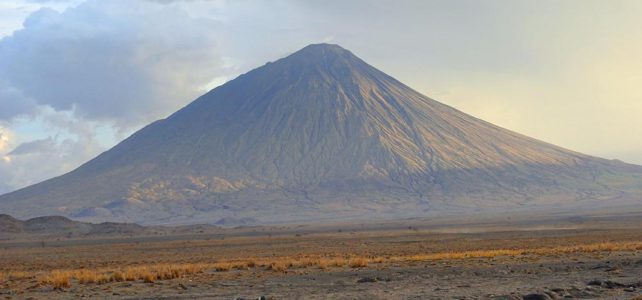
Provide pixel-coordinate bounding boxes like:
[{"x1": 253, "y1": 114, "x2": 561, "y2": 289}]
[
  {"x1": 317, "y1": 260, "x2": 328, "y2": 269},
  {"x1": 267, "y1": 262, "x2": 288, "y2": 272},
  {"x1": 246, "y1": 260, "x2": 257, "y2": 268},
  {"x1": 142, "y1": 273, "x2": 155, "y2": 283},
  {"x1": 111, "y1": 271, "x2": 125, "y2": 282},
  {"x1": 348, "y1": 257, "x2": 369, "y2": 268},
  {"x1": 8, "y1": 271, "x2": 32, "y2": 280},
  {"x1": 213, "y1": 262, "x2": 232, "y2": 272},
  {"x1": 42, "y1": 270, "x2": 72, "y2": 290},
  {"x1": 371, "y1": 256, "x2": 385, "y2": 263},
  {"x1": 325, "y1": 257, "x2": 347, "y2": 267}
]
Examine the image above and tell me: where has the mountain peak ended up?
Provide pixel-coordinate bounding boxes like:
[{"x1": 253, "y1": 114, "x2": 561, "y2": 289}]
[
  {"x1": 1, "y1": 44, "x2": 641, "y2": 225},
  {"x1": 298, "y1": 43, "x2": 350, "y2": 54},
  {"x1": 281, "y1": 43, "x2": 362, "y2": 69}
]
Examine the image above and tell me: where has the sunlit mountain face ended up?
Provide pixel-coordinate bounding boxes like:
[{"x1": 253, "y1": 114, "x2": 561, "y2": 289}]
[{"x1": 1, "y1": 44, "x2": 641, "y2": 225}]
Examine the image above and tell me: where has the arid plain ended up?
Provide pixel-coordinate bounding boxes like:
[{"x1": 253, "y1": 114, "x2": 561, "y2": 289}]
[{"x1": 1, "y1": 212, "x2": 641, "y2": 299}]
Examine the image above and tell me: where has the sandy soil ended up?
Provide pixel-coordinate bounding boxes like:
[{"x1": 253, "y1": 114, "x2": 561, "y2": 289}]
[{"x1": 1, "y1": 218, "x2": 641, "y2": 299}]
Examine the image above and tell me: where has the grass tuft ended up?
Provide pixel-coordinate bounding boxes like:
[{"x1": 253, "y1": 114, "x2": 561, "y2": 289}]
[{"x1": 348, "y1": 257, "x2": 369, "y2": 268}]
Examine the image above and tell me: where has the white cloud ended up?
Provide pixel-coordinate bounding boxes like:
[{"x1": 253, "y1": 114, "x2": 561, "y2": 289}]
[
  {"x1": 0, "y1": 0, "x2": 233, "y2": 128},
  {"x1": 0, "y1": 0, "x2": 241, "y2": 193},
  {"x1": 0, "y1": 114, "x2": 103, "y2": 194},
  {"x1": 0, "y1": 127, "x2": 12, "y2": 152}
]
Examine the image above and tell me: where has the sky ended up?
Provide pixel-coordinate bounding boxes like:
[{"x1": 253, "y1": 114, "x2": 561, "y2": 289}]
[{"x1": 0, "y1": 0, "x2": 641, "y2": 194}]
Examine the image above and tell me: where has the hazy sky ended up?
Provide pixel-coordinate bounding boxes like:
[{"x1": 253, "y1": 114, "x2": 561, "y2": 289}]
[{"x1": 0, "y1": 0, "x2": 641, "y2": 194}]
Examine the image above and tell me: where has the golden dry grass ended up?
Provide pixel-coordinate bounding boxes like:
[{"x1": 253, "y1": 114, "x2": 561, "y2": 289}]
[
  {"x1": 41, "y1": 270, "x2": 72, "y2": 290},
  {"x1": 324, "y1": 257, "x2": 348, "y2": 267},
  {"x1": 32, "y1": 240, "x2": 642, "y2": 289},
  {"x1": 267, "y1": 261, "x2": 289, "y2": 272},
  {"x1": 371, "y1": 256, "x2": 385, "y2": 263},
  {"x1": 6, "y1": 270, "x2": 33, "y2": 280},
  {"x1": 37, "y1": 263, "x2": 207, "y2": 288},
  {"x1": 142, "y1": 273, "x2": 155, "y2": 283},
  {"x1": 348, "y1": 257, "x2": 369, "y2": 268},
  {"x1": 213, "y1": 262, "x2": 232, "y2": 272},
  {"x1": 111, "y1": 271, "x2": 125, "y2": 282}
]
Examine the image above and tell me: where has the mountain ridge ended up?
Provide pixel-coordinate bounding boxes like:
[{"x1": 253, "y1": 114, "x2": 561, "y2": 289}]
[{"x1": 1, "y1": 43, "x2": 641, "y2": 225}]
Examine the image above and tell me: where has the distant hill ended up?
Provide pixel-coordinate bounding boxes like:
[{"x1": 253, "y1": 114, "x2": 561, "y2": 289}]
[
  {"x1": 0, "y1": 214, "x2": 228, "y2": 239},
  {"x1": 1, "y1": 44, "x2": 641, "y2": 225},
  {"x1": 0, "y1": 214, "x2": 145, "y2": 238}
]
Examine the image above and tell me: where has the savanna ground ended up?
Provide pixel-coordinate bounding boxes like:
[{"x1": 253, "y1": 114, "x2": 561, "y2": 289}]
[{"x1": 1, "y1": 213, "x2": 642, "y2": 299}]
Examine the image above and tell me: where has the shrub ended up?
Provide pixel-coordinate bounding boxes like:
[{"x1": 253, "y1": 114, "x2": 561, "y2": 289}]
[
  {"x1": 348, "y1": 257, "x2": 368, "y2": 268},
  {"x1": 42, "y1": 270, "x2": 72, "y2": 290},
  {"x1": 267, "y1": 262, "x2": 288, "y2": 272},
  {"x1": 111, "y1": 271, "x2": 125, "y2": 282},
  {"x1": 325, "y1": 257, "x2": 347, "y2": 267},
  {"x1": 213, "y1": 262, "x2": 232, "y2": 272}
]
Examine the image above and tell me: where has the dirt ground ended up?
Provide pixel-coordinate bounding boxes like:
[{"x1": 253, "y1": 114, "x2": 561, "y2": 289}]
[{"x1": 1, "y1": 216, "x2": 642, "y2": 299}]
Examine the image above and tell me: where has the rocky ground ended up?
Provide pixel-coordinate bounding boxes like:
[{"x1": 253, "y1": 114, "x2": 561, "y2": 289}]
[
  {"x1": 3, "y1": 250, "x2": 641, "y2": 299},
  {"x1": 1, "y1": 217, "x2": 641, "y2": 299}
]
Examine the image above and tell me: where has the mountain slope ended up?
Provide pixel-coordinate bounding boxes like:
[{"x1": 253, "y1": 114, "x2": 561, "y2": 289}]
[{"x1": 1, "y1": 44, "x2": 641, "y2": 225}]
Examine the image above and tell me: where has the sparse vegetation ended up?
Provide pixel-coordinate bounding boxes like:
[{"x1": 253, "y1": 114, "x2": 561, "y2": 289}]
[
  {"x1": 348, "y1": 257, "x2": 369, "y2": 268},
  {"x1": 324, "y1": 257, "x2": 348, "y2": 267},
  {"x1": 36, "y1": 263, "x2": 207, "y2": 288},
  {"x1": 75, "y1": 269, "x2": 110, "y2": 284},
  {"x1": 7, "y1": 270, "x2": 32, "y2": 280},
  {"x1": 110, "y1": 271, "x2": 125, "y2": 282},
  {"x1": 41, "y1": 270, "x2": 71, "y2": 290},
  {"x1": 26, "y1": 240, "x2": 642, "y2": 288},
  {"x1": 142, "y1": 272, "x2": 155, "y2": 283},
  {"x1": 0, "y1": 222, "x2": 635, "y2": 298},
  {"x1": 213, "y1": 262, "x2": 232, "y2": 272}
]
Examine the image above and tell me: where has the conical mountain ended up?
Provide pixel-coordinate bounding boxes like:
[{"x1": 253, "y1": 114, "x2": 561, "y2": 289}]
[{"x1": 1, "y1": 44, "x2": 641, "y2": 225}]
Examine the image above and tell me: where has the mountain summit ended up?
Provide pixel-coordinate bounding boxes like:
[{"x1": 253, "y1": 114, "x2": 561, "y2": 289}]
[{"x1": 1, "y1": 44, "x2": 641, "y2": 225}]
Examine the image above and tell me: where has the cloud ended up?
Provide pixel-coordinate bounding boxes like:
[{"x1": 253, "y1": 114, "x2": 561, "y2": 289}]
[
  {"x1": 0, "y1": 128, "x2": 11, "y2": 152},
  {"x1": 0, "y1": 79, "x2": 37, "y2": 121},
  {"x1": 0, "y1": 0, "x2": 232, "y2": 128},
  {"x1": 0, "y1": 0, "x2": 239, "y2": 194},
  {"x1": 0, "y1": 119, "x2": 103, "y2": 194},
  {"x1": 0, "y1": 130, "x2": 12, "y2": 164},
  {"x1": 7, "y1": 137, "x2": 56, "y2": 156},
  {"x1": 25, "y1": 0, "x2": 74, "y2": 3}
]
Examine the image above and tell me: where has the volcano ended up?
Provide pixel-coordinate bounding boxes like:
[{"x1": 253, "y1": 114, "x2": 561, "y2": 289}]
[{"x1": 1, "y1": 44, "x2": 641, "y2": 225}]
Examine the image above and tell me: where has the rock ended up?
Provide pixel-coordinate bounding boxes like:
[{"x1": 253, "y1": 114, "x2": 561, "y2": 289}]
[
  {"x1": 602, "y1": 280, "x2": 626, "y2": 289},
  {"x1": 523, "y1": 293, "x2": 552, "y2": 300},
  {"x1": 357, "y1": 277, "x2": 378, "y2": 283},
  {"x1": 587, "y1": 280, "x2": 602, "y2": 286}
]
